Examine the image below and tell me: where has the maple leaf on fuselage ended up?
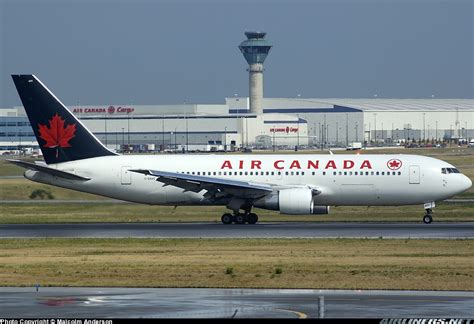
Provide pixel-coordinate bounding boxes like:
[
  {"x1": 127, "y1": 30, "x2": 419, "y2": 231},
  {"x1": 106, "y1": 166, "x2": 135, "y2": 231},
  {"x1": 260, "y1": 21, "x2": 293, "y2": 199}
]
[{"x1": 38, "y1": 113, "x2": 76, "y2": 148}]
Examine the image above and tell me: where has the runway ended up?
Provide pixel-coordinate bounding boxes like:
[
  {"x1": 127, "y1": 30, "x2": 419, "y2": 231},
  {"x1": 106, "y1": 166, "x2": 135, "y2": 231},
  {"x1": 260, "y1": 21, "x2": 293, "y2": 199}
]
[
  {"x1": 1, "y1": 287, "x2": 473, "y2": 318},
  {"x1": 1, "y1": 222, "x2": 473, "y2": 238}
]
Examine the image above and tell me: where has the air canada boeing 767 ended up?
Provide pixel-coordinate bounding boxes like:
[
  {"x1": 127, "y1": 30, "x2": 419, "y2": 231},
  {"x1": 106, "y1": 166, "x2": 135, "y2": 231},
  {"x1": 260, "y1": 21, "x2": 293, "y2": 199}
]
[{"x1": 9, "y1": 75, "x2": 472, "y2": 224}]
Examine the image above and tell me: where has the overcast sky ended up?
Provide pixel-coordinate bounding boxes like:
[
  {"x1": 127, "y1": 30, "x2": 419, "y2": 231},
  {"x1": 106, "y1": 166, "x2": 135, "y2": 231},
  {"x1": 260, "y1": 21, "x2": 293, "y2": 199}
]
[{"x1": 1, "y1": 0, "x2": 472, "y2": 107}]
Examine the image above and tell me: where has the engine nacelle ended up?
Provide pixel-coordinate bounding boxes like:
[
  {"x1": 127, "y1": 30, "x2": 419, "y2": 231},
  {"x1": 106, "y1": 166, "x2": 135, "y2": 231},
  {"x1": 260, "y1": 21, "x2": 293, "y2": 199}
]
[{"x1": 254, "y1": 188, "x2": 330, "y2": 215}]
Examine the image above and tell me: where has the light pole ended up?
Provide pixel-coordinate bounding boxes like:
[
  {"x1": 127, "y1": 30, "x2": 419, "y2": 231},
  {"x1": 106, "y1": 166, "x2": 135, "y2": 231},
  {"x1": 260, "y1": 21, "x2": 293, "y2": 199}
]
[
  {"x1": 326, "y1": 124, "x2": 330, "y2": 147},
  {"x1": 318, "y1": 122, "x2": 322, "y2": 151},
  {"x1": 345, "y1": 113, "x2": 349, "y2": 146},
  {"x1": 121, "y1": 128, "x2": 125, "y2": 152},
  {"x1": 373, "y1": 113, "x2": 377, "y2": 143},
  {"x1": 422, "y1": 112, "x2": 426, "y2": 142},
  {"x1": 104, "y1": 113, "x2": 107, "y2": 147},
  {"x1": 127, "y1": 112, "x2": 130, "y2": 147},
  {"x1": 336, "y1": 122, "x2": 339, "y2": 144},
  {"x1": 296, "y1": 114, "x2": 300, "y2": 151},
  {"x1": 355, "y1": 122, "x2": 358, "y2": 142},
  {"x1": 170, "y1": 130, "x2": 173, "y2": 151},
  {"x1": 323, "y1": 114, "x2": 327, "y2": 150},
  {"x1": 224, "y1": 126, "x2": 227, "y2": 152},
  {"x1": 272, "y1": 125, "x2": 276, "y2": 152},
  {"x1": 185, "y1": 116, "x2": 188, "y2": 152},
  {"x1": 162, "y1": 116, "x2": 165, "y2": 151},
  {"x1": 174, "y1": 127, "x2": 177, "y2": 151}
]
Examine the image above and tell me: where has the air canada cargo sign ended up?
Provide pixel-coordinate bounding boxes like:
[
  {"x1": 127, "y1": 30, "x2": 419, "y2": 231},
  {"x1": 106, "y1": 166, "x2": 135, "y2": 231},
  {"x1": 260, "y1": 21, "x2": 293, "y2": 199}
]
[
  {"x1": 73, "y1": 106, "x2": 135, "y2": 114},
  {"x1": 270, "y1": 126, "x2": 299, "y2": 133}
]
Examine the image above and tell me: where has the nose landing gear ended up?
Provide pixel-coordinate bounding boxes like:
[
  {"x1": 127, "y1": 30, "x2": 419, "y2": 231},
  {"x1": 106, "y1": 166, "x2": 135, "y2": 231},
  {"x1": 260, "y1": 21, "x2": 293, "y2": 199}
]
[
  {"x1": 423, "y1": 206, "x2": 434, "y2": 224},
  {"x1": 422, "y1": 202, "x2": 436, "y2": 224},
  {"x1": 423, "y1": 211, "x2": 433, "y2": 224}
]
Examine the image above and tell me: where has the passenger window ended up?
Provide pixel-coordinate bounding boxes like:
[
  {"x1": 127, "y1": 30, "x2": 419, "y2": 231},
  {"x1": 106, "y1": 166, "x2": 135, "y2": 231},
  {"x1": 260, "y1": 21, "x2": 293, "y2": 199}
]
[
  {"x1": 333, "y1": 171, "x2": 337, "y2": 175},
  {"x1": 312, "y1": 171, "x2": 315, "y2": 176},
  {"x1": 381, "y1": 172, "x2": 385, "y2": 175},
  {"x1": 301, "y1": 172, "x2": 305, "y2": 176},
  {"x1": 244, "y1": 171, "x2": 248, "y2": 176},
  {"x1": 285, "y1": 171, "x2": 289, "y2": 176},
  {"x1": 355, "y1": 172, "x2": 358, "y2": 175},
  {"x1": 323, "y1": 171, "x2": 326, "y2": 176},
  {"x1": 398, "y1": 172, "x2": 401, "y2": 175},
  {"x1": 271, "y1": 172, "x2": 274, "y2": 175}
]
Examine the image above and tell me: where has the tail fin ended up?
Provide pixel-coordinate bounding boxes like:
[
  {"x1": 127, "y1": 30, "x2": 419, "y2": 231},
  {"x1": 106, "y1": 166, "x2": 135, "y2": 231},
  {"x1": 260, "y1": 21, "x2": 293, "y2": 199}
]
[{"x1": 11, "y1": 75, "x2": 117, "y2": 164}]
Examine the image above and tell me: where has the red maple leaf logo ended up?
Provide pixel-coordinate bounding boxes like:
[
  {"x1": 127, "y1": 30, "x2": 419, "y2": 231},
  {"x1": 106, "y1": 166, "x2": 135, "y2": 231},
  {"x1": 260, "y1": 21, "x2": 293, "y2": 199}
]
[
  {"x1": 387, "y1": 159, "x2": 402, "y2": 170},
  {"x1": 38, "y1": 114, "x2": 76, "y2": 157}
]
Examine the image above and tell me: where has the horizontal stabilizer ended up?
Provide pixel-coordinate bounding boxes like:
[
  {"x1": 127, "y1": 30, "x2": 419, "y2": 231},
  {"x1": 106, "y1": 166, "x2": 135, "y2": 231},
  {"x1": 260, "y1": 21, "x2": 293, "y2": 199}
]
[{"x1": 7, "y1": 159, "x2": 90, "y2": 181}]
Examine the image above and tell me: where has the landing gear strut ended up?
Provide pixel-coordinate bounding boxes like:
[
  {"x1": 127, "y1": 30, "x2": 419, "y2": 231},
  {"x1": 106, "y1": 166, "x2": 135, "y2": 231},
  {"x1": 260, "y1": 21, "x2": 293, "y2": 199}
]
[
  {"x1": 423, "y1": 208, "x2": 433, "y2": 224},
  {"x1": 220, "y1": 212, "x2": 259, "y2": 225}
]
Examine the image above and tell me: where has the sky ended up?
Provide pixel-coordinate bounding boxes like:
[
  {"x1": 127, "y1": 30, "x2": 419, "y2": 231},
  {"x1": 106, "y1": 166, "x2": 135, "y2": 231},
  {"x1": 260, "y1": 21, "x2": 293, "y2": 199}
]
[{"x1": 0, "y1": 0, "x2": 473, "y2": 107}]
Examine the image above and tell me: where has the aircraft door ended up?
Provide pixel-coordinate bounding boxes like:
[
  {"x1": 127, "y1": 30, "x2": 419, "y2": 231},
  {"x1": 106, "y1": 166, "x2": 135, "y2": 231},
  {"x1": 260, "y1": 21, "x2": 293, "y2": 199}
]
[
  {"x1": 121, "y1": 166, "x2": 132, "y2": 185},
  {"x1": 409, "y1": 165, "x2": 420, "y2": 184}
]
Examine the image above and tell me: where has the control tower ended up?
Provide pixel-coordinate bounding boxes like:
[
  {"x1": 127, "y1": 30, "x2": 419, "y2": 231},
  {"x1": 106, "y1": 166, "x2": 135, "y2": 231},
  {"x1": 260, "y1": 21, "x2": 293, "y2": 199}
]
[{"x1": 239, "y1": 31, "x2": 272, "y2": 115}]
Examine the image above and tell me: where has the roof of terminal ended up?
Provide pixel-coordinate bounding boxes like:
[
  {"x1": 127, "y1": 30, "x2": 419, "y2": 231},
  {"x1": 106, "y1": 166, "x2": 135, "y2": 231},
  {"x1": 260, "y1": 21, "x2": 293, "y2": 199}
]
[{"x1": 247, "y1": 98, "x2": 474, "y2": 112}]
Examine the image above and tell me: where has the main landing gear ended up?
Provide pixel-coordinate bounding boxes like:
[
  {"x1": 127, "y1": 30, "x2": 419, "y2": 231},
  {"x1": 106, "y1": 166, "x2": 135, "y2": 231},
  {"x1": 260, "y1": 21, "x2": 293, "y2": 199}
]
[{"x1": 221, "y1": 212, "x2": 259, "y2": 225}]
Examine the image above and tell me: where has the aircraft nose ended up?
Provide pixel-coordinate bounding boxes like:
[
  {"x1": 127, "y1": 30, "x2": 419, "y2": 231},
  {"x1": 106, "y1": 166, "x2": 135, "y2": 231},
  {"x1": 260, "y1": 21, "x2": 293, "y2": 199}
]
[{"x1": 463, "y1": 176, "x2": 473, "y2": 192}]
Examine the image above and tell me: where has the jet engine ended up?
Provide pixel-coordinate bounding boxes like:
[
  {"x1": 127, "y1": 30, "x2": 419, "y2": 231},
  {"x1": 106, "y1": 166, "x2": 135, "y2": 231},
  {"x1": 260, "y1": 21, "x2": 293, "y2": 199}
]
[{"x1": 254, "y1": 188, "x2": 330, "y2": 215}]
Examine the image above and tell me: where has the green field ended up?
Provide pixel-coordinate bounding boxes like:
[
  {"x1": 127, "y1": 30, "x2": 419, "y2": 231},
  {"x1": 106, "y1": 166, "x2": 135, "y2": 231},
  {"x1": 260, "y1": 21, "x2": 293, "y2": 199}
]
[
  {"x1": 1, "y1": 148, "x2": 473, "y2": 223},
  {"x1": 0, "y1": 238, "x2": 472, "y2": 290},
  {"x1": 1, "y1": 202, "x2": 473, "y2": 224}
]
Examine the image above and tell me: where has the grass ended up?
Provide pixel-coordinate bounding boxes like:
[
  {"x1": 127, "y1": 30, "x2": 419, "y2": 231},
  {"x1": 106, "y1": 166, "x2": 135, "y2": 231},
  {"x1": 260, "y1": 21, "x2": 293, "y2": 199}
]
[
  {"x1": 0, "y1": 202, "x2": 473, "y2": 223},
  {"x1": 0, "y1": 238, "x2": 472, "y2": 290}
]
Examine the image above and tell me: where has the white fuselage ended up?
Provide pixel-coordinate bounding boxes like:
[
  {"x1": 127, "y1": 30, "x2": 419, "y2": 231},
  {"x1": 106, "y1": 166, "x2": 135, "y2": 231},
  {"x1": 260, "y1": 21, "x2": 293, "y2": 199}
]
[{"x1": 25, "y1": 154, "x2": 471, "y2": 207}]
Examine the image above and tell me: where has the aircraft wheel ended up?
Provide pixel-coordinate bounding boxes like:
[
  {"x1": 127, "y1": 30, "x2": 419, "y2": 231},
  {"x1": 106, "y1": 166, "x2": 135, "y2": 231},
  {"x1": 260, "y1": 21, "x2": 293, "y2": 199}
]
[
  {"x1": 221, "y1": 213, "x2": 233, "y2": 225},
  {"x1": 248, "y1": 213, "x2": 258, "y2": 224},
  {"x1": 423, "y1": 214, "x2": 433, "y2": 224},
  {"x1": 235, "y1": 214, "x2": 246, "y2": 225}
]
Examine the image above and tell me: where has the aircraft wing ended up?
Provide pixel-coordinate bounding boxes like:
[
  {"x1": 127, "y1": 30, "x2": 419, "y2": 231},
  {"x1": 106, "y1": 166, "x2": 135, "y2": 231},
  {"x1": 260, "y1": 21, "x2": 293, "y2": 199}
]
[
  {"x1": 130, "y1": 169, "x2": 273, "y2": 199},
  {"x1": 7, "y1": 159, "x2": 90, "y2": 181}
]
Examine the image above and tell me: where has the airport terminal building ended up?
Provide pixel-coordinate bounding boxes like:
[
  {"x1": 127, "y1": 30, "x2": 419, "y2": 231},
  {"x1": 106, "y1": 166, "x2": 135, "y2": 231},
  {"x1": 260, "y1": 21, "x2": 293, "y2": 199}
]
[{"x1": 1, "y1": 97, "x2": 473, "y2": 152}]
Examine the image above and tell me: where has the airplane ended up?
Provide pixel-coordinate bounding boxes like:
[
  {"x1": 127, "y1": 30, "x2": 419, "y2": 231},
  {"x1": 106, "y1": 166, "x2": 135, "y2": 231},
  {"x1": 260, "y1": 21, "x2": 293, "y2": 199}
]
[{"x1": 8, "y1": 74, "x2": 472, "y2": 225}]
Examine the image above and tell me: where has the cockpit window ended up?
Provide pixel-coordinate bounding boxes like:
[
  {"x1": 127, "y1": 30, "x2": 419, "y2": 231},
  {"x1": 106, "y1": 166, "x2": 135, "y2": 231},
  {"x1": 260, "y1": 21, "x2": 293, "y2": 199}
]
[{"x1": 442, "y1": 167, "x2": 460, "y2": 174}]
